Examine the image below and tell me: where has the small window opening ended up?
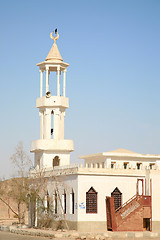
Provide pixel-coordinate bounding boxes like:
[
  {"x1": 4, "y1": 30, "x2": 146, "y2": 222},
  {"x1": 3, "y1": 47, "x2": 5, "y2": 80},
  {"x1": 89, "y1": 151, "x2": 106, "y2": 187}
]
[
  {"x1": 53, "y1": 156, "x2": 60, "y2": 168},
  {"x1": 51, "y1": 110, "x2": 54, "y2": 139},
  {"x1": 137, "y1": 163, "x2": 141, "y2": 170},
  {"x1": 72, "y1": 191, "x2": 74, "y2": 214},
  {"x1": 143, "y1": 218, "x2": 151, "y2": 231},
  {"x1": 55, "y1": 192, "x2": 57, "y2": 214},
  {"x1": 111, "y1": 162, "x2": 116, "y2": 169},
  {"x1": 149, "y1": 164, "x2": 155, "y2": 170},
  {"x1": 124, "y1": 162, "x2": 128, "y2": 169},
  {"x1": 47, "y1": 191, "x2": 50, "y2": 213},
  {"x1": 64, "y1": 192, "x2": 66, "y2": 214}
]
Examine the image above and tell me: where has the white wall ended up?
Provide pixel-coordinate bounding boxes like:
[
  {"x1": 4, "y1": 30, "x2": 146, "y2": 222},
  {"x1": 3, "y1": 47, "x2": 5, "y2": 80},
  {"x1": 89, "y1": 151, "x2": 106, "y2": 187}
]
[
  {"x1": 150, "y1": 171, "x2": 160, "y2": 221},
  {"x1": 77, "y1": 174, "x2": 141, "y2": 222},
  {"x1": 47, "y1": 175, "x2": 78, "y2": 222},
  {"x1": 44, "y1": 168, "x2": 160, "y2": 224},
  {"x1": 85, "y1": 157, "x2": 157, "y2": 170},
  {"x1": 35, "y1": 151, "x2": 70, "y2": 169}
]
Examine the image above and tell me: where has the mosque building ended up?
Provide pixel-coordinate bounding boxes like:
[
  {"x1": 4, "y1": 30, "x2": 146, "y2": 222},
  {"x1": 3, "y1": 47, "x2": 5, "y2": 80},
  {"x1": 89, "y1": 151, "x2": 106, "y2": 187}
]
[{"x1": 30, "y1": 31, "x2": 160, "y2": 232}]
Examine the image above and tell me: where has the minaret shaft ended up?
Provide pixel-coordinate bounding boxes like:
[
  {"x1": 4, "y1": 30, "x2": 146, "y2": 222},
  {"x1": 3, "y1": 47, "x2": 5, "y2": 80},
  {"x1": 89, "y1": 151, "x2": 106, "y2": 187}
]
[{"x1": 31, "y1": 32, "x2": 74, "y2": 171}]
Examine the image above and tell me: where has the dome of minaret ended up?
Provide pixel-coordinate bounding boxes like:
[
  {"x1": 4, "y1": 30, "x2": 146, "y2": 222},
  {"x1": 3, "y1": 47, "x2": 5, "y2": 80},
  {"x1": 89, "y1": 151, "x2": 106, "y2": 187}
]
[{"x1": 45, "y1": 31, "x2": 63, "y2": 62}]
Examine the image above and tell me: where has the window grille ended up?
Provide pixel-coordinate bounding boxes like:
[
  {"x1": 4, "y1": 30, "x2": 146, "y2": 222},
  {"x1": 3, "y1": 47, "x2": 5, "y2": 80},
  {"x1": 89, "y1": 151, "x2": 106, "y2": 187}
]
[
  {"x1": 86, "y1": 187, "x2": 97, "y2": 214},
  {"x1": 111, "y1": 187, "x2": 122, "y2": 210}
]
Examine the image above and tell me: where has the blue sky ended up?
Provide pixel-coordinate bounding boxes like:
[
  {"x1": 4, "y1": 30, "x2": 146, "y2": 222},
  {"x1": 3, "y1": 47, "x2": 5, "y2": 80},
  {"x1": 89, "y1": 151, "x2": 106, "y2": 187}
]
[{"x1": 0, "y1": 0, "x2": 160, "y2": 178}]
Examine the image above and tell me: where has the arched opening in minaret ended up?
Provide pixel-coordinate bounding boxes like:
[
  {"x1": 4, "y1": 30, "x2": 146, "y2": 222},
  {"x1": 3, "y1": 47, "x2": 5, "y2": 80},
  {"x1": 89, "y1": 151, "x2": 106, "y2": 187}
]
[
  {"x1": 51, "y1": 110, "x2": 54, "y2": 139},
  {"x1": 42, "y1": 71, "x2": 46, "y2": 96},
  {"x1": 60, "y1": 71, "x2": 63, "y2": 97},
  {"x1": 53, "y1": 156, "x2": 60, "y2": 168},
  {"x1": 49, "y1": 69, "x2": 64, "y2": 97}
]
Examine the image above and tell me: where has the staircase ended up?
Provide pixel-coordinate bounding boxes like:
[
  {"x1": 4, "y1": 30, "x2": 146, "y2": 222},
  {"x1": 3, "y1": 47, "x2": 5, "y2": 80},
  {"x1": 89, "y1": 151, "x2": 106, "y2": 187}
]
[
  {"x1": 106, "y1": 178, "x2": 152, "y2": 231},
  {"x1": 106, "y1": 194, "x2": 151, "y2": 231},
  {"x1": 116, "y1": 194, "x2": 151, "y2": 231}
]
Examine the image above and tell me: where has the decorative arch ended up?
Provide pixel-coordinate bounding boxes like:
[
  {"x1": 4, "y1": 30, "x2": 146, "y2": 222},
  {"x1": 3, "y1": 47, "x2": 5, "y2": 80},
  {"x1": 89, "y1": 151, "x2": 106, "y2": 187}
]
[
  {"x1": 86, "y1": 187, "x2": 97, "y2": 213},
  {"x1": 111, "y1": 187, "x2": 122, "y2": 210},
  {"x1": 53, "y1": 156, "x2": 60, "y2": 168}
]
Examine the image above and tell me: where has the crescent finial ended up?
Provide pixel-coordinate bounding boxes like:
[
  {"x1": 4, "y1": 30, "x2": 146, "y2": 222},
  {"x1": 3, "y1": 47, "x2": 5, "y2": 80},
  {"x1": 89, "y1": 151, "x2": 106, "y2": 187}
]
[{"x1": 50, "y1": 31, "x2": 59, "y2": 43}]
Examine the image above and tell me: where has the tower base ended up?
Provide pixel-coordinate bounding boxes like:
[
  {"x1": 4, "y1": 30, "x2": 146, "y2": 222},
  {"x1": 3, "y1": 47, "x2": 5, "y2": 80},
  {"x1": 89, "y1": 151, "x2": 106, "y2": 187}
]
[{"x1": 31, "y1": 139, "x2": 74, "y2": 170}]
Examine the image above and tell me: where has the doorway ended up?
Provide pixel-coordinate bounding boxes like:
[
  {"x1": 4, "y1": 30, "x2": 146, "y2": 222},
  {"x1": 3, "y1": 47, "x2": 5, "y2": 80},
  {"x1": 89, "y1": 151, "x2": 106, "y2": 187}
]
[{"x1": 143, "y1": 218, "x2": 151, "y2": 231}]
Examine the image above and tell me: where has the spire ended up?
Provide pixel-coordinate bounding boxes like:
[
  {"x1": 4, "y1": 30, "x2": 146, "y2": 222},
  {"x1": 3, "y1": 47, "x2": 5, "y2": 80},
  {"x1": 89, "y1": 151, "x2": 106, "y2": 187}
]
[{"x1": 45, "y1": 30, "x2": 63, "y2": 62}]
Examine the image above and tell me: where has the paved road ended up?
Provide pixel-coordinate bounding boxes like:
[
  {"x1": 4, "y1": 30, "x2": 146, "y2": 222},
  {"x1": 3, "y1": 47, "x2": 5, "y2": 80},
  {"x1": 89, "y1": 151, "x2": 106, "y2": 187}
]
[
  {"x1": 0, "y1": 232, "x2": 160, "y2": 240},
  {"x1": 0, "y1": 231, "x2": 50, "y2": 240}
]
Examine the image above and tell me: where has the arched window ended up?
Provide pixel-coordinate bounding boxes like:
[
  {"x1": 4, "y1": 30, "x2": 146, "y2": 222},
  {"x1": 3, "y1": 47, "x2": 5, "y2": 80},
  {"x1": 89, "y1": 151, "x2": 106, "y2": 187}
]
[
  {"x1": 111, "y1": 187, "x2": 122, "y2": 210},
  {"x1": 47, "y1": 191, "x2": 50, "y2": 212},
  {"x1": 55, "y1": 191, "x2": 57, "y2": 214},
  {"x1": 70, "y1": 189, "x2": 75, "y2": 214},
  {"x1": 53, "y1": 191, "x2": 57, "y2": 214},
  {"x1": 62, "y1": 190, "x2": 66, "y2": 214},
  {"x1": 53, "y1": 156, "x2": 60, "y2": 168},
  {"x1": 86, "y1": 187, "x2": 97, "y2": 213},
  {"x1": 51, "y1": 110, "x2": 54, "y2": 139}
]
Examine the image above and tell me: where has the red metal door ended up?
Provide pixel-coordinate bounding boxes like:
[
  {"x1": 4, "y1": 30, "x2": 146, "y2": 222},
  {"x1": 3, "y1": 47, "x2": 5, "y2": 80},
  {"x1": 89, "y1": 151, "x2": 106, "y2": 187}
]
[
  {"x1": 106, "y1": 197, "x2": 117, "y2": 231},
  {"x1": 106, "y1": 197, "x2": 112, "y2": 230}
]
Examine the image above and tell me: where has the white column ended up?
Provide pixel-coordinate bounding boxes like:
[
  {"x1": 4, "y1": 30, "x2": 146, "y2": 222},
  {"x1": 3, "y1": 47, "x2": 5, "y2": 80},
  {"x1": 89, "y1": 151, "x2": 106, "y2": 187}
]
[
  {"x1": 85, "y1": 163, "x2": 88, "y2": 168},
  {"x1": 59, "y1": 111, "x2": 65, "y2": 139},
  {"x1": 44, "y1": 195, "x2": 47, "y2": 213},
  {"x1": 62, "y1": 194, "x2": 64, "y2": 213},
  {"x1": 70, "y1": 193, "x2": 72, "y2": 214},
  {"x1": 57, "y1": 66, "x2": 60, "y2": 96},
  {"x1": 52, "y1": 194, "x2": 55, "y2": 214},
  {"x1": 35, "y1": 198, "x2": 38, "y2": 227},
  {"x1": 40, "y1": 70, "x2": 43, "y2": 97},
  {"x1": 39, "y1": 111, "x2": 43, "y2": 139},
  {"x1": 63, "y1": 69, "x2": 67, "y2": 97},
  {"x1": 46, "y1": 66, "x2": 49, "y2": 93},
  {"x1": 106, "y1": 158, "x2": 111, "y2": 168},
  {"x1": 90, "y1": 163, "x2": 93, "y2": 168}
]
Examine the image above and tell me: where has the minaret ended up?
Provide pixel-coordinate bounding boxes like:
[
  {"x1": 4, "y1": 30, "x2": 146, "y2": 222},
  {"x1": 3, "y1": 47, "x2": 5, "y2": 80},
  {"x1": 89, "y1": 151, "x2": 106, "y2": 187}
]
[{"x1": 31, "y1": 30, "x2": 74, "y2": 170}]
